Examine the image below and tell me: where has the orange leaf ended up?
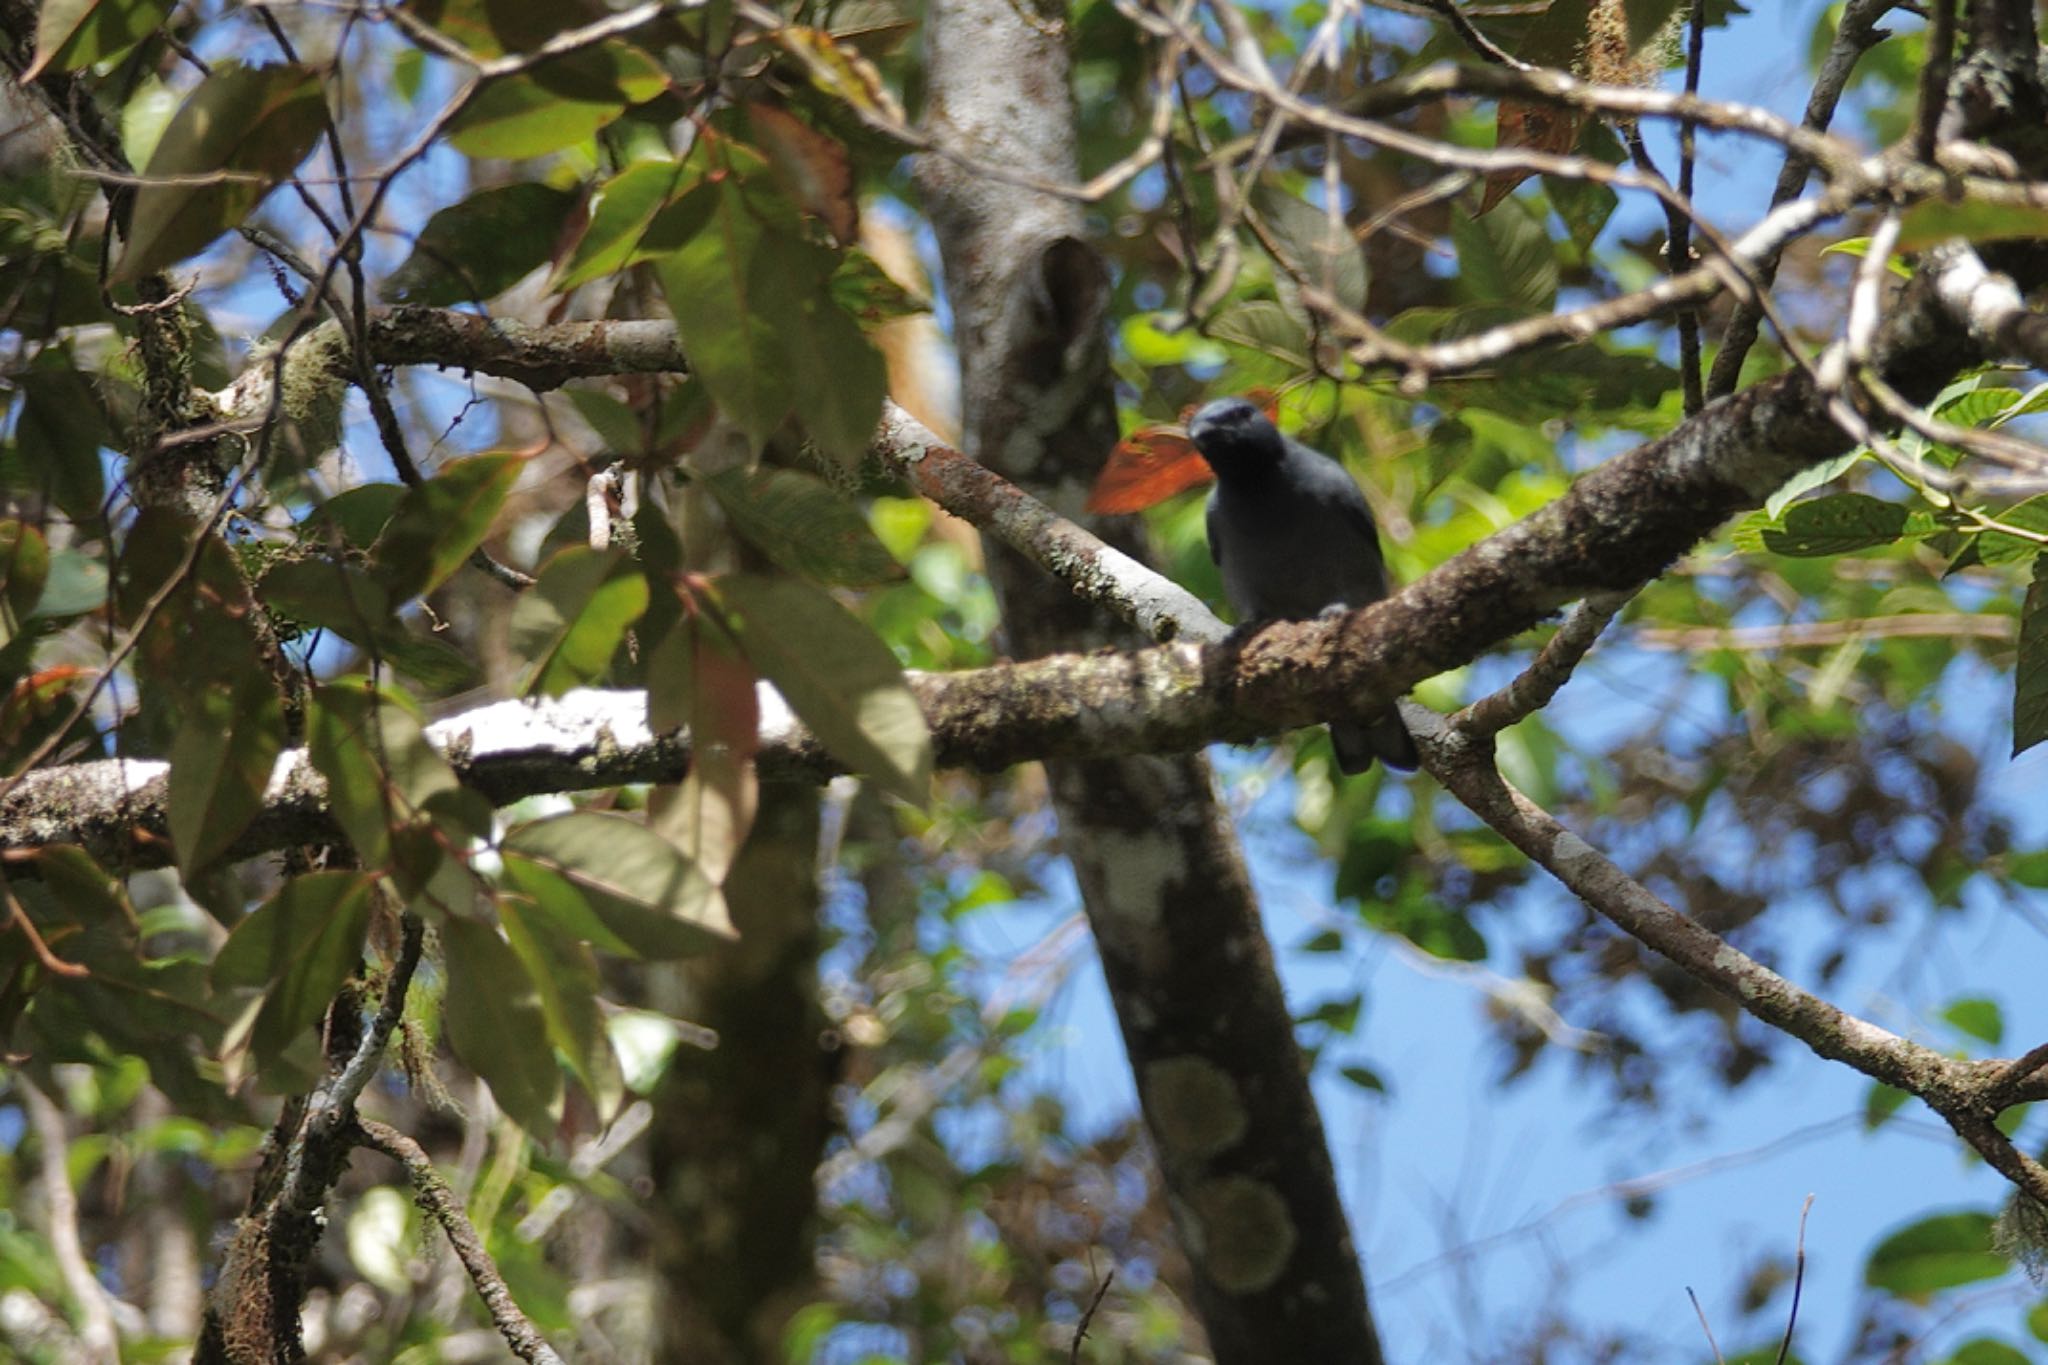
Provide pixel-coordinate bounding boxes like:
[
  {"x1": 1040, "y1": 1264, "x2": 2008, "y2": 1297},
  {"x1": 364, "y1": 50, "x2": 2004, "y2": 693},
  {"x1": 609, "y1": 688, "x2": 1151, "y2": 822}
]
[
  {"x1": 1479, "y1": 99, "x2": 1585, "y2": 214},
  {"x1": 746, "y1": 102, "x2": 859, "y2": 246},
  {"x1": 1087, "y1": 428, "x2": 1213, "y2": 514}
]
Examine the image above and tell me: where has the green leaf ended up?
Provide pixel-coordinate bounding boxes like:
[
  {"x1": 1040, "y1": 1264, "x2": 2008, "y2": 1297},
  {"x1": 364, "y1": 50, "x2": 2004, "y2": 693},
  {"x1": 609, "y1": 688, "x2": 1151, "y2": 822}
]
[
  {"x1": 440, "y1": 913, "x2": 563, "y2": 1137},
  {"x1": 1253, "y1": 182, "x2": 1368, "y2": 316},
  {"x1": 553, "y1": 157, "x2": 702, "y2": 291},
  {"x1": 381, "y1": 183, "x2": 578, "y2": 305},
  {"x1": 1762, "y1": 493, "x2": 1915, "y2": 557},
  {"x1": 371, "y1": 452, "x2": 526, "y2": 600},
  {"x1": 112, "y1": 63, "x2": 328, "y2": 282},
  {"x1": 2016, "y1": 554, "x2": 2048, "y2": 758},
  {"x1": 25, "y1": 0, "x2": 174, "y2": 80},
  {"x1": 508, "y1": 547, "x2": 649, "y2": 696},
  {"x1": 1764, "y1": 449, "x2": 1865, "y2": 520},
  {"x1": 759, "y1": 237, "x2": 886, "y2": 464},
  {"x1": 499, "y1": 895, "x2": 625, "y2": 1120},
  {"x1": 11, "y1": 367, "x2": 109, "y2": 522},
  {"x1": 2010, "y1": 849, "x2": 2048, "y2": 888},
  {"x1": 1864, "y1": 1212, "x2": 2005, "y2": 1298},
  {"x1": 261, "y1": 558, "x2": 394, "y2": 640},
  {"x1": 0, "y1": 521, "x2": 51, "y2": 642},
  {"x1": 37, "y1": 551, "x2": 108, "y2": 619},
  {"x1": 654, "y1": 160, "x2": 800, "y2": 446},
  {"x1": 711, "y1": 573, "x2": 932, "y2": 804},
  {"x1": 1864, "y1": 1081, "x2": 1910, "y2": 1131},
  {"x1": 830, "y1": 247, "x2": 928, "y2": 327},
  {"x1": 261, "y1": 559, "x2": 477, "y2": 691},
  {"x1": 1945, "y1": 1340, "x2": 2031, "y2": 1365},
  {"x1": 1898, "y1": 200, "x2": 2048, "y2": 252},
  {"x1": 447, "y1": 42, "x2": 666, "y2": 159},
  {"x1": 1338, "y1": 1064, "x2": 1386, "y2": 1095},
  {"x1": 501, "y1": 810, "x2": 733, "y2": 957},
  {"x1": 704, "y1": 467, "x2": 899, "y2": 586},
  {"x1": 307, "y1": 679, "x2": 460, "y2": 871},
  {"x1": 1298, "y1": 928, "x2": 1345, "y2": 953},
  {"x1": 211, "y1": 872, "x2": 374, "y2": 1067},
  {"x1": 168, "y1": 669, "x2": 284, "y2": 875},
  {"x1": 1452, "y1": 199, "x2": 1559, "y2": 313},
  {"x1": 1977, "y1": 496, "x2": 2048, "y2": 566},
  {"x1": 1207, "y1": 299, "x2": 1310, "y2": 365},
  {"x1": 1943, "y1": 997, "x2": 2005, "y2": 1047},
  {"x1": 304, "y1": 483, "x2": 407, "y2": 552}
]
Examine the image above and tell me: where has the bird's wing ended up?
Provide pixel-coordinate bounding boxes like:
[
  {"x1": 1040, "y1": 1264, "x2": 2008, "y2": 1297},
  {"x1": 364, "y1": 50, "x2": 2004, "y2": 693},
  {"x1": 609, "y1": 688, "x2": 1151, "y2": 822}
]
[
  {"x1": 1286, "y1": 440, "x2": 1388, "y2": 594},
  {"x1": 1204, "y1": 488, "x2": 1225, "y2": 568}
]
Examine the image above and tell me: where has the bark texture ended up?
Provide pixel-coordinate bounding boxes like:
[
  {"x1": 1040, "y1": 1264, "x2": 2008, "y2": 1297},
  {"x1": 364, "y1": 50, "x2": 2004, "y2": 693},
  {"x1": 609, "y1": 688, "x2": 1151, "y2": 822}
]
[{"x1": 917, "y1": 1, "x2": 1385, "y2": 1359}]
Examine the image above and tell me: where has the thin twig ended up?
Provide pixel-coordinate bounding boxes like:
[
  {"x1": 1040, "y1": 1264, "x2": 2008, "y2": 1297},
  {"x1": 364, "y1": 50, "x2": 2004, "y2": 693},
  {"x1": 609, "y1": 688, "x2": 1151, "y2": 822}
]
[
  {"x1": 1070, "y1": 1264, "x2": 1116, "y2": 1363},
  {"x1": 1688, "y1": 1287, "x2": 1725, "y2": 1365},
  {"x1": 2, "y1": 871, "x2": 90, "y2": 976},
  {"x1": 1622, "y1": 127, "x2": 1704, "y2": 414},
  {"x1": 1673, "y1": 0, "x2": 1707, "y2": 415},
  {"x1": 1454, "y1": 589, "x2": 1636, "y2": 737},
  {"x1": 1773, "y1": 1196, "x2": 1814, "y2": 1365},
  {"x1": 1413, "y1": 0, "x2": 1527, "y2": 68},
  {"x1": 356, "y1": 1118, "x2": 568, "y2": 1365}
]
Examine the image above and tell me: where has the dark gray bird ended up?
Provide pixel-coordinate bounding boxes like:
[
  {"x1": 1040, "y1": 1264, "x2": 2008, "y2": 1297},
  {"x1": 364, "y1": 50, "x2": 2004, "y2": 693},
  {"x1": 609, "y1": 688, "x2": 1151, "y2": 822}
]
[{"x1": 1188, "y1": 397, "x2": 1418, "y2": 775}]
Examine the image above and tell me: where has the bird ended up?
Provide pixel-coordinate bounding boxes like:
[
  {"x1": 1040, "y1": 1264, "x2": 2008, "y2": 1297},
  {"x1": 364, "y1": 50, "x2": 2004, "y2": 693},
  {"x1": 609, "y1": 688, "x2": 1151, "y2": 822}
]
[{"x1": 1186, "y1": 396, "x2": 1418, "y2": 775}]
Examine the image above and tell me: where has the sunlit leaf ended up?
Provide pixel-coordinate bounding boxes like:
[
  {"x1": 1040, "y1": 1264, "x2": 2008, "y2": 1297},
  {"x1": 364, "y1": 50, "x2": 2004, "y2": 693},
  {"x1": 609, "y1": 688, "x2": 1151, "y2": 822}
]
[
  {"x1": 112, "y1": 63, "x2": 327, "y2": 282},
  {"x1": 553, "y1": 156, "x2": 702, "y2": 291},
  {"x1": 501, "y1": 810, "x2": 733, "y2": 957},
  {"x1": 371, "y1": 452, "x2": 526, "y2": 600},
  {"x1": 654, "y1": 170, "x2": 795, "y2": 446},
  {"x1": 1898, "y1": 200, "x2": 2048, "y2": 252},
  {"x1": 441, "y1": 913, "x2": 563, "y2": 1136},
  {"x1": 508, "y1": 547, "x2": 649, "y2": 696},
  {"x1": 1942, "y1": 996, "x2": 2004, "y2": 1046},
  {"x1": 447, "y1": 42, "x2": 667, "y2": 159},
  {"x1": 211, "y1": 871, "x2": 374, "y2": 1068},
  {"x1": 1761, "y1": 493, "x2": 1924, "y2": 557},
  {"x1": 307, "y1": 679, "x2": 460, "y2": 871},
  {"x1": 1864, "y1": 1080, "x2": 1910, "y2": 1131},
  {"x1": 500, "y1": 894, "x2": 625, "y2": 1121},
  {"x1": 704, "y1": 467, "x2": 900, "y2": 586},
  {"x1": 168, "y1": 669, "x2": 284, "y2": 876},
  {"x1": 710, "y1": 573, "x2": 931, "y2": 804},
  {"x1": 769, "y1": 26, "x2": 907, "y2": 126},
  {"x1": 1864, "y1": 1212, "x2": 2005, "y2": 1298},
  {"x1": 25, "y1": 0, "x2": 174, "y2": 81}
]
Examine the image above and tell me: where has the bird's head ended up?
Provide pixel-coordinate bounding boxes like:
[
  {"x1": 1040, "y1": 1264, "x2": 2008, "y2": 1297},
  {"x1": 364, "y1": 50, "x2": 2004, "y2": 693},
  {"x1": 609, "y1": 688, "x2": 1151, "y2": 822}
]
[{"x1": 1186, "y1": 397, "x2": 1285, "y2": 478}]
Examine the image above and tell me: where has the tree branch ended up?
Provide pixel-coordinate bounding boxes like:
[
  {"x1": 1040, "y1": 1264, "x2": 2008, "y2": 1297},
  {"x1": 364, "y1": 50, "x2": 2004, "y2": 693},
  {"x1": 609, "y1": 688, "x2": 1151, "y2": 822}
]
[{"x1": 355, "y1": 1119, "x2": 568, "y2": 1365}]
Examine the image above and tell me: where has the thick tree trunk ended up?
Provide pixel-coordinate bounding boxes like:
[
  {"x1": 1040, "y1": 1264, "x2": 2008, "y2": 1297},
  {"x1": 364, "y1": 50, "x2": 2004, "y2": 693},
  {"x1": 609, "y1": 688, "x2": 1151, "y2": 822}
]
[
  {"x1": 648, "y1": 782, "x2": 831, "y2": 1361},
  {"x1": 916, "y1": 2, "x2": 1387, "y2": 1359}
]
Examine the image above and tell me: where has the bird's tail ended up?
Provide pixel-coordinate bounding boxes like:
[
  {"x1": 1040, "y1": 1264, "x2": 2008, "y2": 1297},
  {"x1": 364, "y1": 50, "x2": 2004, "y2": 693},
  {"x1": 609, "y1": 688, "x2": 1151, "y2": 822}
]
[{"x1": 1330, "y1": 710, "x2": 1418, "y2": 776}]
